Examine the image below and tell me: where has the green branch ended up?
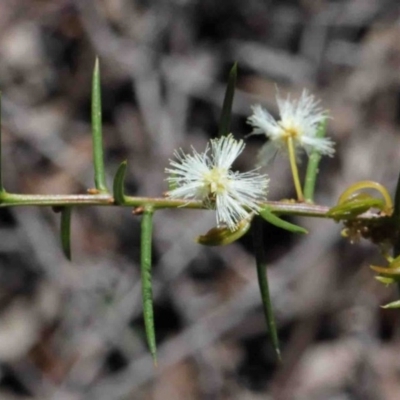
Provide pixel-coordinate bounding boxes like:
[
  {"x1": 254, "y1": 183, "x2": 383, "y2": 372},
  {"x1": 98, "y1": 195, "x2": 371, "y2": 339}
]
[
  {"x1": 0, "y1": 192, "x2": 329, "y2": 214},
  {"x1": 0, "y1": 192, "x2": 383, "y2": 220}
]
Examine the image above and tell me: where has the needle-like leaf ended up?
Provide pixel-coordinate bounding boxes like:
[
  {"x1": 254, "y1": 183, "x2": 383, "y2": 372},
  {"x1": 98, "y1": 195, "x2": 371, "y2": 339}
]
[
  {"x1": 218, "y1": 63, "x2": 237, "y2": 138},
  {"x1": 91, "y1": 57, "x2": 108, "y2": 193},
  {"x1": 60, "y1": 206, "x2": 72, "y2": 261},
  {"x1": 253, "y1": 217, "x2": 281, "y2": 361},
  {"x1": 259, "y1": 207, "x2": 308, "y2": 234},
  {"x1": 113, "y1": 161, "x2": 127, "y2": 205},
  {"x1": 141, "y1": 208, "x2": 157, "y2": 365}
]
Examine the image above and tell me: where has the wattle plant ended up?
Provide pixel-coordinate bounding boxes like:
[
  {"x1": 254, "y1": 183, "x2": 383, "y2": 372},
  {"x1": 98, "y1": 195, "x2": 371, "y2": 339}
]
[{"x1": 1, "y1": 58, "x2": 399, "y2": 365}]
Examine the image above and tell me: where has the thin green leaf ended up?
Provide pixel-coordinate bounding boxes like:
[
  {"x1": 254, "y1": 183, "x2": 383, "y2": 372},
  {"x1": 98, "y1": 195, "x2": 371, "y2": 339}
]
[
  {"x1": 141, "y1": 209, "x2": 157, "y2": 365},
  {"x1": 375, "y1": 276, "x2": 397, "y2": 285},
  {"x1": 259, "y1": 207, "x2": 308, "y2": 234},
  {"x1": 113, "y1": 161, "x2": 127, "y2": 205},
  {"x1": 253, "y1": 217, "x2": 281, "y2": 361},
  {"x1": 382, "y1": 300, "x2": 400, "y2": 309},
  {"x1": 91, "y1": 57, "x2": 108, "y2": 193},
  {"x1": 303, "y1": 119, "x2": 327, "y2": 202},
  {"x1": 60, "y1": 207, "x2": 72, "y2": 261},
  {"x1": 218, "y1": 63, "x2": 237, "y2": 138}
]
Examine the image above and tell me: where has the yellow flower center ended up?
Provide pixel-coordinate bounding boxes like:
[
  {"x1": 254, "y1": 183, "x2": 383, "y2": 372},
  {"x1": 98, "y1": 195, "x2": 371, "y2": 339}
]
[
  {"x1": 279, "y1": 120, "x2": 301, "y2": 141},
  {"x1": 203, "y1": 167, "x2": 229, "y2": 195}
]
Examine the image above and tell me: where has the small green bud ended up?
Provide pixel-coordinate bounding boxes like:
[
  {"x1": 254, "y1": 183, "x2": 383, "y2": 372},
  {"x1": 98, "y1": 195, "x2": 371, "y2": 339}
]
[
  {"x1": 381, "y1": 300, "x2": 400, "y2": 309},
  {"x1": 196, "y1": 217, "x2": 252, "y2": 246},
  {"x1": 330, "y1": 180, "x2": 393, "y2": 220},
  {"x1": 327, "y1": 193, "x2": 385, "y2": 220}
]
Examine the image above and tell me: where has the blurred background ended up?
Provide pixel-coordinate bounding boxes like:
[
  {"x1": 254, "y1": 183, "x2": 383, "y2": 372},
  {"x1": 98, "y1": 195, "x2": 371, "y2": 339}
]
[{"x1": 0, "y1": 0, "x2": 400, "y2": 399}]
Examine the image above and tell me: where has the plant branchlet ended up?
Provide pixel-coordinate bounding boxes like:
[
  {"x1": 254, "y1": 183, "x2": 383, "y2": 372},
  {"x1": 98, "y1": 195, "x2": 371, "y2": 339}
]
[{"x1": 1, "y1": 60, "x2": 399, "y2": 363}]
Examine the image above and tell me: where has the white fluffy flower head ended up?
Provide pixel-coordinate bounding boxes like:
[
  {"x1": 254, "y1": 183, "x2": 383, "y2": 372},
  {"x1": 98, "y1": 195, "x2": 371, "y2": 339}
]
[
  {"x1": 165, "y1": 134, "x2": 268, "y2": 231},
  {"x1": 247, "y1": 89, "x2": 335, "y2": 165}
]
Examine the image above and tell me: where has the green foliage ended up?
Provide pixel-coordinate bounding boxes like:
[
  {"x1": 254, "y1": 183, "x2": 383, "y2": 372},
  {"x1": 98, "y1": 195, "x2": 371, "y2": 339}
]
[
  {"x1": 60, "y1": 207, "x2": 72, "y2": 260},
  {"x1": 327, "y1": 194, "x2": 386, "y2": 220},
  {"x1": 218, "y1": 63, "x2": 237, "y2": 138},
  {"x1": 91, "y1": 57, "x2": 108, "y2": 194},
  {"x1": 113, "y1": 161, "x2": 128, "y2": 205},
  {"x1": 141, "y1": 209, "x2": 157, "y2": 365},
  {"x1": 253, "y1": 217, "x2": 281, "y2": 361},
  {"x1": 259, "y1": 206, "x2": 308, "y2": 234}
]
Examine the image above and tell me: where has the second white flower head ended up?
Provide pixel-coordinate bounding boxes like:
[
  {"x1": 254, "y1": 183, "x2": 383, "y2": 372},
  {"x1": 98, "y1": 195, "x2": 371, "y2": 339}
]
[
  {"x1": 247, "y1": 90, "x2": 335, "y2": 165},
  {"x1": 165, "y1": 134, "x2": 268, "y2": 231}
]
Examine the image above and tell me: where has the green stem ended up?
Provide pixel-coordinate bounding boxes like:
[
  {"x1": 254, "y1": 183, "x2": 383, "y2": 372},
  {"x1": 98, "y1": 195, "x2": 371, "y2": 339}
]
[
  {"x1": 141, "y1": 208, "x2": 157, "y2": 365},
  {"x1": 0, "y1": 190, "x2": 388, "y2": 224},
  {"x1": 304, "y1": 120, "x2": 327, "y2": 202},
  {"x1": 0, "y1": 192, "x2": 330, "y2": 215},
  {"x1": 91, "y1": 57, "x2": 108, "y2": 193},
  {"x1": 253, "y1": 217, "x2": 281, "y2": 360},
  {"x1": 287, "y1": 137, "x2": 304, "y2": 202},
  {"x1": 0, "y1": 192, "x2": 384, "y2": 221}
]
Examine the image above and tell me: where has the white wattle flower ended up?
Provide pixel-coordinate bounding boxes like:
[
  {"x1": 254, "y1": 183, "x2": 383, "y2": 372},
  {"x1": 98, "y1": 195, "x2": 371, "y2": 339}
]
[
  {"x1": 165, "y1": 134, "x2": 269, "y2": 231},
  {"x1": 247, "y1": 90, "x2": 335, "y2": 165}
]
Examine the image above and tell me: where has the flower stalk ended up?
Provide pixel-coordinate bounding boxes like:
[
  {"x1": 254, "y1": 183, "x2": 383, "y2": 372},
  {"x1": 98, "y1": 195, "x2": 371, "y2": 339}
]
[
  {"x1": 287, "y1": 136, "x2": 304, "y2": 202},
  {"x1": 247, "y1": 90, "x2": 334, "y2": 202}
]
